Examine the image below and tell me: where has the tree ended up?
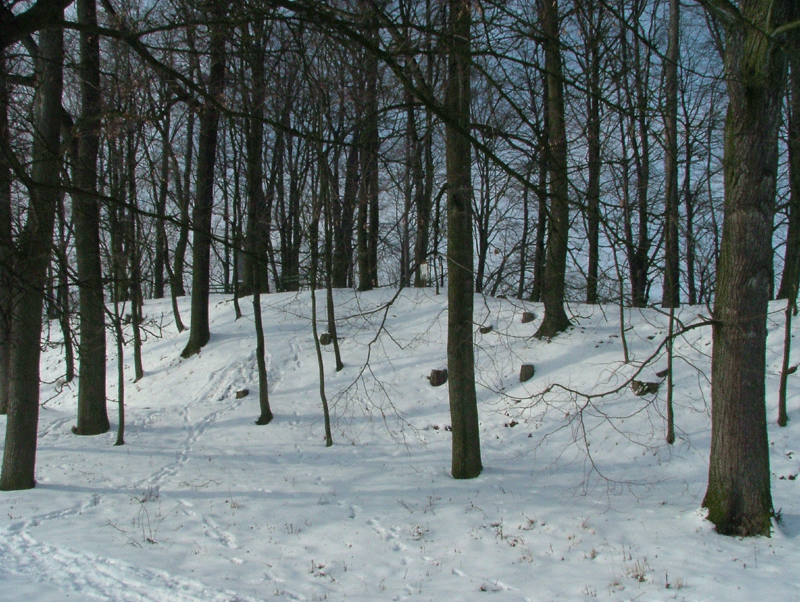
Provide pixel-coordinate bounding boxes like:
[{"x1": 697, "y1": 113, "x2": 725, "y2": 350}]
[
  {"x1": 535, "y1": 0, "x2": 571, "y2": 338},
  {"x1": 577, "y1": 0, "x2": 604, "y2": 305},
  {"x1": 702, "y1": 0, "x2": 793, "y2": 536},
  {"x1": 445, "y1": 0, "x2": 481, "y2": 479},
  {"x1": 73, "y1": 0, "x2": 109, "y2": 435},
  {"x1": 357, "y1": 7, "x2": 381, "y2": 292},
  {"x1": 1, "y1": 22, "x2": 64, "y2": 490},
  {"x1": 661, "y1": 0, "x2": 681, "y2": 308},
  {"x1": 0, "y1": 55, "x2": 11, "y2": 415},
  {"x1": 777, "y1": 53, "x2": 800, "y2": 300},
  {"x1": 181, "y1": 0, "x2": 226, "y2": 359}
]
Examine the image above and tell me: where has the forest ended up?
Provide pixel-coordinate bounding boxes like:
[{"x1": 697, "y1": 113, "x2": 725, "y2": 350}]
[{"x1": 0, "y1": 0, "x2": 798, "y2": 542}]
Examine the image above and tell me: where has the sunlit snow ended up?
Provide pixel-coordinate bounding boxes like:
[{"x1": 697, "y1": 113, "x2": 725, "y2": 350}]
[{"x1": 1, "y1": 289, "x2": 798, "y2": 601}]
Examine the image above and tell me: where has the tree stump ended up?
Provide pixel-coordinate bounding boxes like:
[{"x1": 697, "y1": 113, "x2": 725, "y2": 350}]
[
  {"x1": 428, "y1": 369, "x2": 448, "y2": 387},
  {"x1": 521, "y1": 311, "x2": 536, "y2": 324},
  {"x1": 631, "y1": 380, "x2": 659, "y2": 396},
  {"x1": 519, "y1": 364, "x2": 535, "y2": 382}
]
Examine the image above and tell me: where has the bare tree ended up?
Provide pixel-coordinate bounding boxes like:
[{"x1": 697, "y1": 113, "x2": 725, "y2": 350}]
[
  {"x1": 661, "y1": 0, "x2": 681, "y2": 308},
  {"x1": 73, "y1": 0, "x2": 109, "y2": 435},
  {"x1": 181, "y1": 0, "x2": 226, "y2": 358},
  {"x1": 0, "y1": 55, "x2": 10, "y2": 416},
  {"x1": 1, "y1": 22, "x2": 64, "y2": 490},
  {"x1": 445, "y1": 0, "x2": 481, "y2": 479},
  {"x1": 535, "y1": 0, "x2": 571, "y2": 337},
  {"x1": 702, "y1": 0, "x2": 792, "y2": 536}
]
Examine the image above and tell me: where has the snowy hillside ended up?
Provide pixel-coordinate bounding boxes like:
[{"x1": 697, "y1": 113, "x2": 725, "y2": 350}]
[{"x1": 1, "y1": 289, "x2": 799, "y2": 601}]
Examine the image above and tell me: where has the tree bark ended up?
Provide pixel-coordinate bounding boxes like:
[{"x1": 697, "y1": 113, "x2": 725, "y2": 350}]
[
  {"x1": 778, "y1": 58, "x2": 800, "y2": 300},
  {"x1": 702, "y1": 0, "x2": 792, "y2": 536},
  {"x1": 153, "y1": 105, "x2": 170, "y2": 300},
  {"x1": 73, "y1": 0, "x2": 109, "y2": 434},
  {"x1": 241, "y1": 24, "x2": 270, "y2": 295},
  {"x1": 172, "y1": 109, "x2": 193, "y2": 301},
  {"x1": 536, "y1": 0, "x2": 571, "y2": 338},
  {"x1": 358, "y1": 11, "x2": 380, "y2": 291},
  {"x1": 661, "y1": 0, "x2": 681, "y2": 308},
  {"x1": 1, "y1": 23, "x2": 63, "y2": 490},
  {"x1": 580, "y1": 1, "x2": 602, "y2": 304},
  {"x1": 0, "y1": 56, "x2": 10, "y2": 415},
  {"x1": 181, "y1": 6, "x2": 225, "y2": 358},
  {"x1": 253, "y1": 279, "x2": 273, "y2": 425},
  {"x1": 445, "y1": 0, "x2": 481, "y2": 479},
  {"x1": 333, "y1": 130, "x2": 358, "y2": 288}
]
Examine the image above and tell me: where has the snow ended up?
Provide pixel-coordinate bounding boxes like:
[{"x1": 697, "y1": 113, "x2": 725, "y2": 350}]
[{"x1": 1, "y1": 289, "x2": 799, "y2": 601}]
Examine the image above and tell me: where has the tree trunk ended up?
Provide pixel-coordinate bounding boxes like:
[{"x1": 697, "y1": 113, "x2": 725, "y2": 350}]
[
  {"x1": 113, "y1": 299, "x2": 125, "y2": 446},
  {"x1": 127, "y1": 139, "x2": 144, "y2": 382},
  {"x1": 1, "y1": 23, "x2": 63, "y2": 490},
  {"x1": 0, "y1": 56, "x2": 10, "y2": 415},
  {"x1": 322, "y1": 154, "x2": 344, "y2": 372},
  {"x1": 333, "y1": 130, "x2": 358, "y2": 288},
  {"x1": 581, "y1": 2, "x2": 602, "y2": 304},
  {"x1": 530, "y1": 158, "x2": 547, "y2": 303},
  {"x1": 55, "y1": 194, "x2": 74, "y2": 383},
  {"x1": 684, "y1": 117, "x2": 697, "y2": 306},
  {"x1": 413, "y1": 103, "x2": 433, "y2": 288},
  {"x1": 181, "y1": 7, "x2": 225, "y2": 359},
  {"x1": 446, "y1": 0, "x2": 481, "y2": 480},
  {"x1": 172, "y1": 110, "x2": 193, "y2": 300},
  {"x1": 358, "y1": 16, "x2": 380, "y2": 292},
  {"x1": 73, "y1": 0, "x2": 109, "y2": 434},
  {"x1": 253, "y1": 280, "x2": 273, "y2": 425},
  {"x1": 309, "y1": 184, "x2": 333, "y2": 447},
  {"x1": 536, "y1": 0, "x2": 571, "y2": 338},
  {"x1": 778, "y1": 58, "x2": 800, "y2": 300},
  {"x1": 153, "y1": 106, "x2": 171, "y2": 300},
  {"x1": 241, "y1": 26, "x2": 270, "y2": 296},
  {"x1": 702, "y1": 0, "x2": 792, "y2": 536},
  {"x1": 661, "y1": 0, "x2": 681, "y2": 308}
]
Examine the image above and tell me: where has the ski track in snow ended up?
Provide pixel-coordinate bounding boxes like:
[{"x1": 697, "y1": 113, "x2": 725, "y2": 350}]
[
  {"x1": 0, "y1": 530, "x2": 262, "y2": 602},
  {"x1": 4, "y1": 293, "x2": 800, "y2": 602},
  {"x1": 1, "y1": 343, "x2": 283, "y2": 601}
]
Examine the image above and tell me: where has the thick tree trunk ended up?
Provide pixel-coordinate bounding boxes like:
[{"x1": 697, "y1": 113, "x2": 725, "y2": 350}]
[
  {"x1": 446, "y1": 0, "x2": 481, "y2": 480},
  {"x1": 181, "y1": 8, "x2": 225, "y2": 359},
  {"x1": 0, "y1": 57, "x2": 9, "y2": 415},
  {"x1": 73, "y1": 0, "x2": 109, "y2": 434},
  {"x1": 536, "y1": 0, "x2": 571, "y2": 338},
  {"x1": 703, "y1": 0, "x2": 792, "y2": 536},
  {"x1": 661, "y1": 0, "x2": 681, "y2": 308},
  {"x1": 243, "y1": 29, "x2": 268, "y2": 296},
  {"x1": 1, "y1": 24, "x2": 63, "y2": 490}
]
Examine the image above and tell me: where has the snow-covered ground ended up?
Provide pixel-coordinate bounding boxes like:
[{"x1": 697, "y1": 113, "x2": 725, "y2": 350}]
[{"x1": 1, "y1": 289, "x2": 799, "y2": 601}]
